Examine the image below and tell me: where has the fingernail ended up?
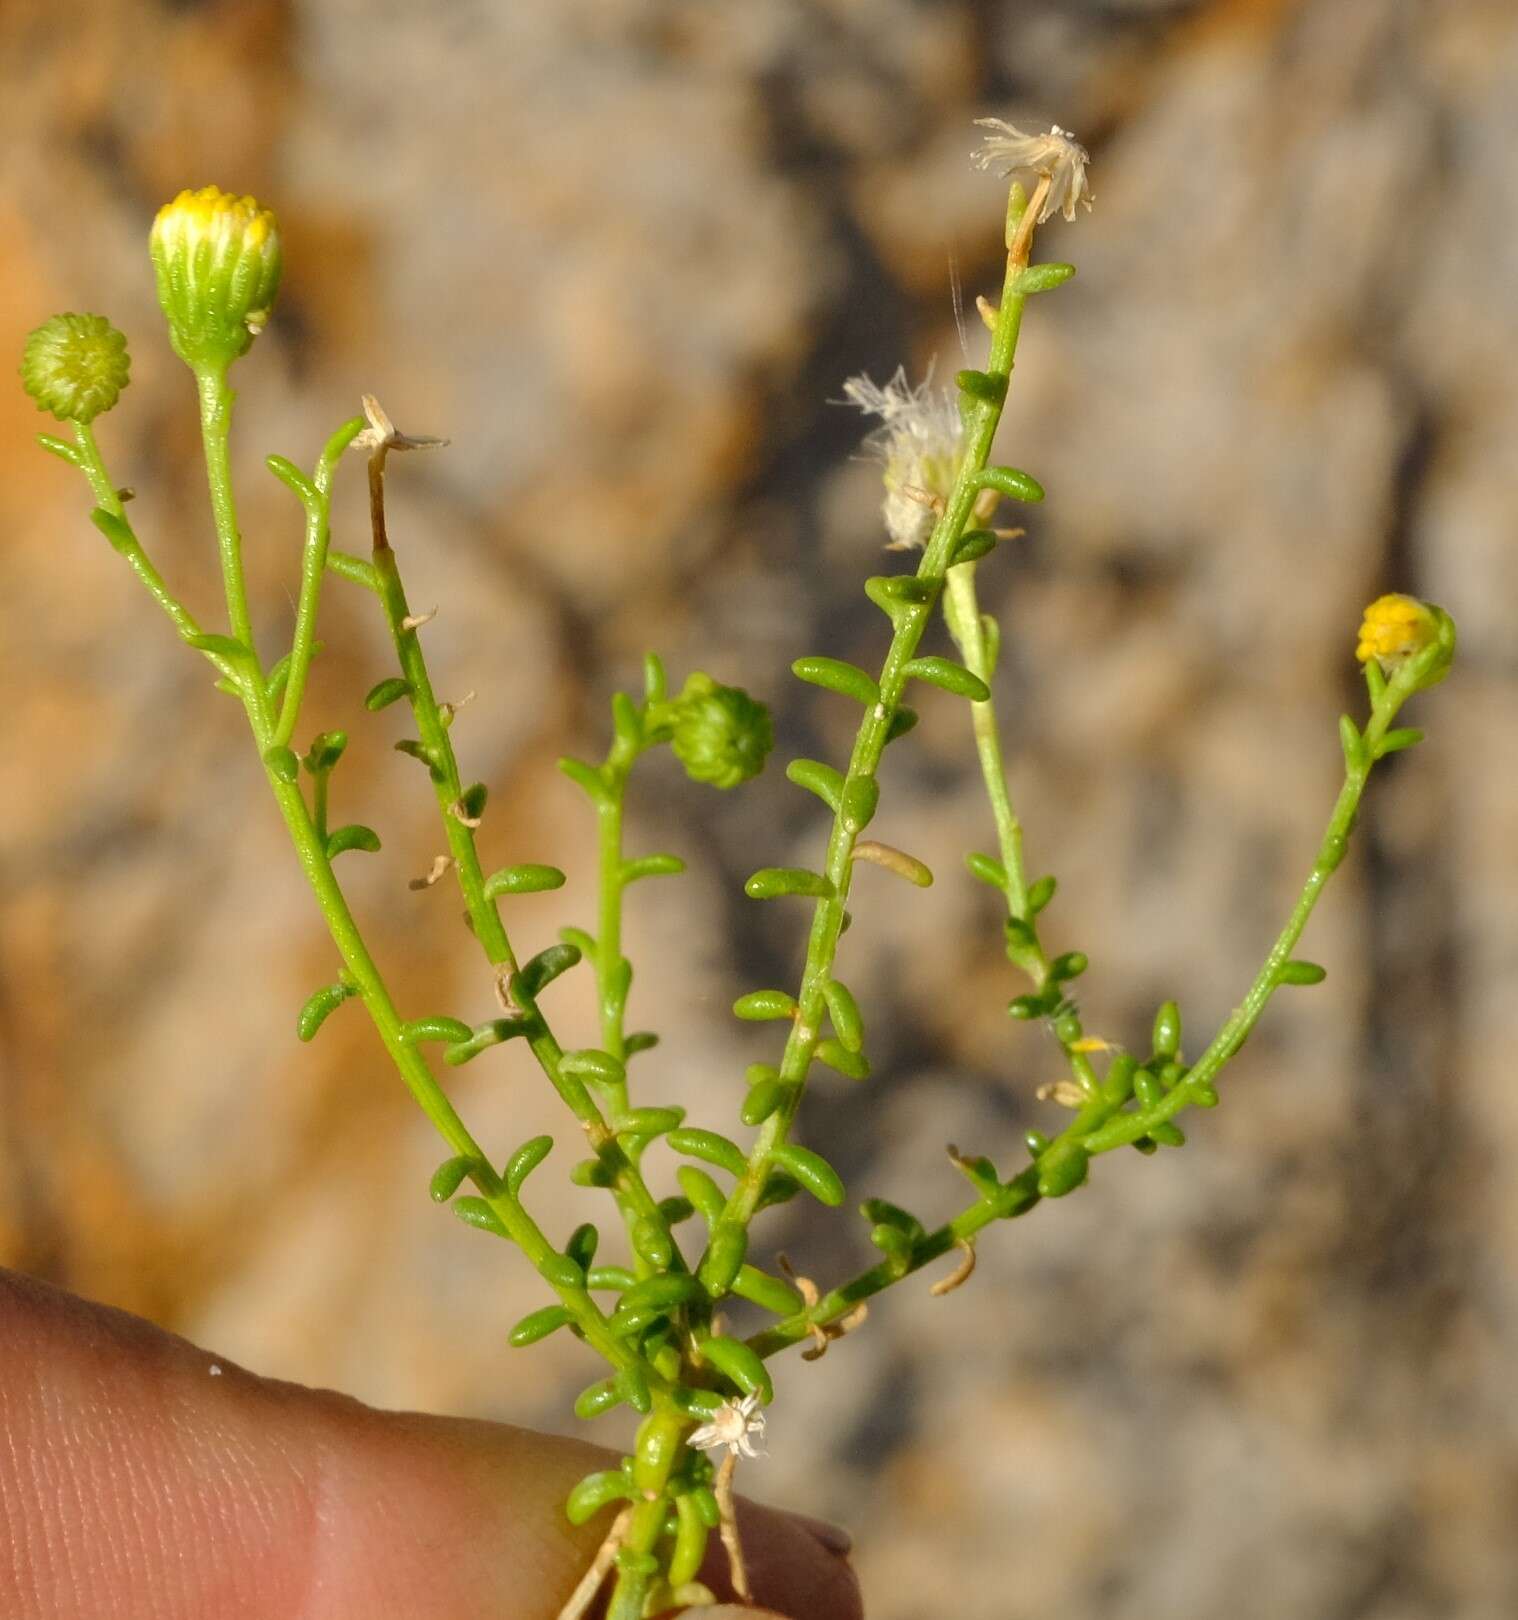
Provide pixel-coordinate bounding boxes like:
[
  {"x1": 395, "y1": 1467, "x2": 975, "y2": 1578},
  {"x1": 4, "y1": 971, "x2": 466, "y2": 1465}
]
[{"x1": 785, "y1": 1511, "x2": 853, "y2": 1557}]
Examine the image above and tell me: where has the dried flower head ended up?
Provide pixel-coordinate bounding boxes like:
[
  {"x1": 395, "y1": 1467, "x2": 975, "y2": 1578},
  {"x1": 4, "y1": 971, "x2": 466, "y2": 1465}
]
[
  {"x1": 843, "y1": 367, "x2": 964, "y2": 550},
  {"x1": 149, "y1": 185, "x2": 282, "y2": 369},
  {"x1": 688, "y1": 1392, "x2": 767, "y2": 1460},
  {"x1": 20, "y1": 313, "x2": 130, "y2": 424},
  {"x1": 972, "y1": 120, "x2": 1093, "y2": 224}
]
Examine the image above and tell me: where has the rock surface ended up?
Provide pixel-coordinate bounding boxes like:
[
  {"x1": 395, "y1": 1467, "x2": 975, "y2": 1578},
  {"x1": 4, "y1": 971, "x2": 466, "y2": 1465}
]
[{"x1": 2, "y1": 1, "x2": 1516, "y2": 1615}]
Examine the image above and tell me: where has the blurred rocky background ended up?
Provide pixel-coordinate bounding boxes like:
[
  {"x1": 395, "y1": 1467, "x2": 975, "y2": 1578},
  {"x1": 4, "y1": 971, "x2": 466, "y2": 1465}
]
[{"x1": 2, "y1": 0, "x2": 1516, "y2": 1615}]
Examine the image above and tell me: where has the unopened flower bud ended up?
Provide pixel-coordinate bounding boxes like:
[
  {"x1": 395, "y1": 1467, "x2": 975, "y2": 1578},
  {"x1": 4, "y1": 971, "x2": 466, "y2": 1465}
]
[
  {"x1": 667, "y1": 673, "x2": 773, "y2": 790},
  {"x1": 149, "y1": 186, "x2": 282, "y2": 369},
  {"x1": 1355, "y1": 594, "x2": 1455, "y2": 692},
  {"x1": 20, "y1": 313, "x2": 130, "y2": 423}
]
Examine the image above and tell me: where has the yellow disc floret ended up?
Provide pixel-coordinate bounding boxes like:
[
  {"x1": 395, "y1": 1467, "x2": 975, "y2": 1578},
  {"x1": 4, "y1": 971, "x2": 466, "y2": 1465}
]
[
  {"x1": 149, "y1": 185, "x2": 282, "y2": 370},
  {"x1": 1356, "y1": 593, "x2": 1455, "y2": 693}
]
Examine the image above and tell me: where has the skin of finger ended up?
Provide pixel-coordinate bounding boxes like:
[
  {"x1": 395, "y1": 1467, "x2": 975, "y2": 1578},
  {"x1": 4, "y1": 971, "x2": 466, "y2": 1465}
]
[{"x1": 0, "y1": 1269, "x2": 860, "y2": 1620}]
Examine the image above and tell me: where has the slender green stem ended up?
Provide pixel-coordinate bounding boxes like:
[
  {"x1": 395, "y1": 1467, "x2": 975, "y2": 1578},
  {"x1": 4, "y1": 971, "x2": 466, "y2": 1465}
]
[
  {"x1": 945, "y1": 560, "x2": 1100, "y2": 1098},
  {"x1": 70, "y1": 423, "x2": 237, "y2": 682},
  {"x1": 749, "y1": 676, "x2": 1416, "y2": 1359},
  {"x1": 194, "y1": 363, "x2": 263, "y2": 683},
  {"x1": 272, "y1": 415, "x2": 366, "y2": 748},
  {"x1": 713, "y1": 198, "x2": 1037, "y2": 1236},
  {"x1": 362, "y1": 447, "x2": 678, "y2": 1256}
]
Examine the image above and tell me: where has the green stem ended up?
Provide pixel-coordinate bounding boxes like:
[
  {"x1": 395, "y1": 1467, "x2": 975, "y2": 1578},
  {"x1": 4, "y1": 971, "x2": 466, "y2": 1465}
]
[
  {"x1": 71, "y1": 423, "x2": 236, "y2": 682},
  {"x1": 194, "y1": 363, "x2": 262, "y2": 683},
  {"x1": 749, "y1": 678, "x2": 1414, "y2": 1358},
  {"x1": 945, "y1": 561, "x2": 1100, "y2": 1099},
  {"x1": 714, "y1": 197, "x2": 1036, "y2": 1235},
  {"x1": 272, "y1": 415, "x2": 367, "y2": 748},
  {"x1": 363, "y1": 451, "x2": 678, "y2": 1257}
]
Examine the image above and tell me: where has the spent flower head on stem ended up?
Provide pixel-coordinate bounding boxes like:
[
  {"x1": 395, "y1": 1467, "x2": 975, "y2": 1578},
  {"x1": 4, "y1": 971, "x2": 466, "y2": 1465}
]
[
  {"x1": 842, "y1": 367, "x2": 965, "y2": 550},
  {"x1": 149, "y1": 185, "x2": 282, "y2": 370},
  {"x1": 972, "y1": 120, "x2": 1093, "y2": 224},
  {"x1": 688, "y1": 1392, "x2": 767, "y2": 1460},
  {"x1": 21, "y1": 313, "x2": 130, "y2": 424}
]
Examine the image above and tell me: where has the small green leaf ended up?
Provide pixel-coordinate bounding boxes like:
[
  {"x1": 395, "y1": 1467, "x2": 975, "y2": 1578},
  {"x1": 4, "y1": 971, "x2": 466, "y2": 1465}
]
[
  {"x1": 610, "y1": 691, "x2": 642, "y2": 748},
  {"x1": 265, "y1": 453, "x2": 319, "y2": 506},
  {"x1": 574, "y1": 1377, "x2": 623, "y2": 1419},
  {"x1": 966, "y1": 852, "x2": 1008, "y2": 890},
  {"x1": 587, "y1": 1265, "x2": 636, "y2": 1292},
  {"x1": 621, "y1": 1274, "x2": 703, "y2": 1315},
  {"x1": 484, "y1": 864, "x2": 567, "y2": 899},
  {"x1": 733, "y1": 989, "x2": 797, "y2": 1021},
  {"x1": 697, "y1": 1334, "x2": 773, "y2": 1404},
  {"x1": 1149, "y1": 1121, "x2": 1187, "y2": 1148},
  {"x1": 509, "y1": 1305, "x2": 572, "y2": 1346},
  {"x1": 755, "y1": 1173, "x2": 802, "y2": 1211},
  {"x1": 456, "y1": 781, "x2": 489, "y2": 820},
  {"x1": 659, "y1": 1196, "x2": 695, "y2": 1226},
  {"x1": 303, "y1": 731, "x2": 348, "y2": 774},
  {"x1": 676, "y1": 1165, "x2": 726, "y2": 1225},
  {"x1": 394, "y1": 738, "x2": 443, "y2": 775},
  {"x1": 617, "y1": 1106, "x2": 685, "y2": 1142},
  {"x1": 1375, "y1": 727, "x2": 1425, "y2": 757},
  {"x1": 559, "y1": 1048, "x2": 625, "y2": 1086},
  {"x1": 744, "y1": 867, "x2": 834, "y2": 900},
  {"x1": 768, "y1": 1143, "x2": 845, "y2": 1206},
  {"x1": 402, "y1": 1015, "x2": 474, "y2": 1046},
  {"x1": 1152, "y1": 1001, "x2": 1182, "y2": 1060},
  {"x1": 36, "y1": 432, "x2": 82, "y2": 467},
  {"x1": 840, "y1": 775, "x2": 879, "y2": 832},
  {"x1": 558, "y1": 756, "x2": 609, "y2": 802},
  {"x1": 566, "y1": 1470, "x2": 634, "y2": 1526},
  {"x1": 615, "y1": 1364, "x2": 652, "y2": 1415},
  {"x1": 976, "y1": 465, "x2": 1045, "y2": 503},
  {"x1": 564, "y1": 1222, "x2": 599, "y2": 1272},
  {"x1": 1339, "y1": 713, "x2": 1368, "y2": 772},
  {"x1": 364, "y1": 675, "x2": 412, "y2": 711},
  {"x1": 698, "y1": 1222, "x2": 748, "y2": 1298},
  {"x1": 731, "y1": 1265, "x2": 805, "y2": 1316},
  {"x1": 1026, "y1": 874, "x2": 1057, "y2": 914},
  {"x1": 538, "y1": 1253, "x2": 586, "y2": 1290},
  {"x1": 786, "y1": 758, "x2": 844, "y2": 813},
  {"x1": 621, "y1": 853, "x2": 684, "y2": 883},
  {"x1": 955, "y1": 368, "x2": 1007, "y2": 407},
  {"x1": 946, "y1": 1150, "x2": 1001, "y2": 1201},
  {"x1": 814, "y1": 1039, "x2": 869, "y2": 1080},
  {"x1": 262, "y1": 744, "x2": 300, "y2": 783},
  {"x1": 643, "y1": 652, "x2": 667, "y2": 705},
  {"x1": 1050, "y1": 951, "x2": 1088, "y2": 981},
  {"x1": 625, "y1": 1031, "x2": 659, "y2": 1056},
  {"x1": 667, "y1": 1129, "x2": 748, "y2": 1178},
  {"x1": 452, "y1": 1197, "x2": 508, "y2": 1237},
  {"x1": 864, "y1": 574, "x2": 935, "y2": 620},
  {"x1": 570, "y1": 1156, "x2": 617, "y2": 1188},
  {"x1": 740, "y1": 1079, "x2": 785, "y2": 1126},
  {"x1": 1014, "y1": 262, "x2": 1076, "y2": 294},
  {"x1": 822, "y1": 980, "x2": 864, "y2": 1053},
  {"x1": 428, "y1": 1155, "x2": 474, "y2": 1203},
  {"x1": 949, "y1": 528, "x2": 999, "y2": 567},
  {"x1": 1363, "y1": 658, "x2": 1388, "y2": 705},
  {"x1": 1035, "y1": 1145, "x2": 1088, "y2": 1199},
  {"x1": 186, "y1": 632, "x2": 254, "y2": 659},
  {"x1": 902, "y1": 656, "x2": 990, "y2": 702},
  {"x1": 325, "y1": 823, "x2": 381, "y2": 860},
  {"x1": 504, "y1": 1134, "x2": 554, "y2": 1196},
  {"x1": 89, "y1": 507, "x2": 135, "y2": 552},
  {"x1": 630, "y1": 1217, "x2": 674, "y2": 1269},
  {"x1": 296, "y1": 980, "x2": 355, "y2": 1042},
  {"x1": 884, "y1": 706, "x2": 918, "y2": 744},
  {"x1": 791, "y1": 655, "x2": 880, "y2": 706},
  {"x1": 515, "y1": 942, "x2": 582, "y2": 997},
  {"x1": 444, "y1": 1018, "x2": 531, "y2": 1066},
  {"x1": 1278, "y1": 959, "x2": 1327, "y2": 986}
]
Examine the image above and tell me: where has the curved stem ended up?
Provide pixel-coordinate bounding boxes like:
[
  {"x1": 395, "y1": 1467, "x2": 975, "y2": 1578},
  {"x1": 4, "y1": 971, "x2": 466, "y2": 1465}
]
[{"x1": 749, "y1": 674, "x2": 1415, "y2": 1358}]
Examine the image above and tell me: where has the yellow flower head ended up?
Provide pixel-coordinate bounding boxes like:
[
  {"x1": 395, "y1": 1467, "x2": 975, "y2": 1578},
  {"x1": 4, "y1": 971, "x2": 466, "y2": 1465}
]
[
  {"x1": 1356, "y1": 593, "x2": 1455, "y2": 692},
  {"x1": 149, "y1": 186, "x2": 282, "y2": 369}
]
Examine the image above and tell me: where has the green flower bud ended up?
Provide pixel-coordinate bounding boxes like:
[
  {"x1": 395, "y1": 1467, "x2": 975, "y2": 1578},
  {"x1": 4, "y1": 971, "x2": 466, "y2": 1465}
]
[
  {"x1": 667, "y1": 673, "x2": 773, "y2": 790},
  {"x1": 149, "y1": 185, "x2": 282, "y2": 369},
  {"x1": 20, "y1": 313, "x2": 130, "y2": 423}
]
